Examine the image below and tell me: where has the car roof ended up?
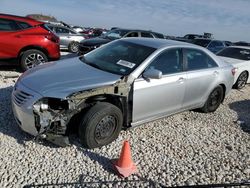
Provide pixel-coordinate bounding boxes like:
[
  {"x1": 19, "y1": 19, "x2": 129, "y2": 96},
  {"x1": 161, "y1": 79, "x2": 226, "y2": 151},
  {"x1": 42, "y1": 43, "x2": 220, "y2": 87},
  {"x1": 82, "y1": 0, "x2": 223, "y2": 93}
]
[
  {"x1": 121, "y1": 38, "x2": 195, "y2": 49},
  {"x1": 0, "y1": 13, "x2": 43, "y2": 26}
]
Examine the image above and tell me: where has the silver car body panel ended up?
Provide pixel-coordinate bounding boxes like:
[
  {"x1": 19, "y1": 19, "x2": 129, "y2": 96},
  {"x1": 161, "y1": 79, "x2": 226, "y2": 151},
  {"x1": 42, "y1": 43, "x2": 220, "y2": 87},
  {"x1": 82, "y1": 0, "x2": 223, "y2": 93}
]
[
  {"x1": 11, "y1": 38, "x2": 234, "y2": 144},
  {"x1": 219, "y1": 56, "x2": 250, "y2": 84}
]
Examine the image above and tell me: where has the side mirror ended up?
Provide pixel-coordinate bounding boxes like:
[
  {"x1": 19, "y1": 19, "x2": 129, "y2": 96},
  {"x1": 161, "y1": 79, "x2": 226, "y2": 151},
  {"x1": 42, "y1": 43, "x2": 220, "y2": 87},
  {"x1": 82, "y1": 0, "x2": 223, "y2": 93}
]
[{"x1": 143, "y1": 68, "x2": 162, "y2": 79}]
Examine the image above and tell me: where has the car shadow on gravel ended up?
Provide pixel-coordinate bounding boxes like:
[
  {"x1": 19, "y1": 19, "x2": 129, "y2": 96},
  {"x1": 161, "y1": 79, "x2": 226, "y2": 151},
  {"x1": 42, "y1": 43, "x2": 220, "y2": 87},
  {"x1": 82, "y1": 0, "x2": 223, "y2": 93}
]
[
  {"x1": 229, "y1": 99, "x2": 250, "y2": 133},
  {"x1": 0, "y1": 86, "x2": 33, "y2": 145}
]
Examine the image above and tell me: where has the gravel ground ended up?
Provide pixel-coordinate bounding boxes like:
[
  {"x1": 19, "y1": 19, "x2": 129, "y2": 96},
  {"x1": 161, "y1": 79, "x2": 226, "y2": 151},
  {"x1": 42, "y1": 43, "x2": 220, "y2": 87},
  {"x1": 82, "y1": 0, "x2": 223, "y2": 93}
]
[{"x1": 0, "y1": 52, "x2": 249, "y2": 187}]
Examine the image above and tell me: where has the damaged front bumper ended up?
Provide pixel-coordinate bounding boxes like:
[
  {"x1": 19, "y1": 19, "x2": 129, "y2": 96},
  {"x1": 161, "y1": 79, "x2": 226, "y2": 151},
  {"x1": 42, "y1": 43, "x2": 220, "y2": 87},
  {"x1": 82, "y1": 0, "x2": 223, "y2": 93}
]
[{"x1": 12, "y1": 83, "x2": 70, "y2": 147}]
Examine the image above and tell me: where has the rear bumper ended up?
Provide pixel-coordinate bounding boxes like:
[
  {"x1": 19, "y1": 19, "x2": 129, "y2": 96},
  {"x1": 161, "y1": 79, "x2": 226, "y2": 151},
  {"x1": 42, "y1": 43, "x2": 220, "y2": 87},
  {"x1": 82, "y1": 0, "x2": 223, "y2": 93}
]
[{"x1": 47, "y1": 43, "x2": 61, "y2": 60}]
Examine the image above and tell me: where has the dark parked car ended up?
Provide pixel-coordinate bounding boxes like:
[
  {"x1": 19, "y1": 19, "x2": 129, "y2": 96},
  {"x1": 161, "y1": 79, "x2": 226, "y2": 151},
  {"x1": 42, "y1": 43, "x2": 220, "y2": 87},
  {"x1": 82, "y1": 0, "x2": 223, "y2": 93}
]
[
  {"x1": 0, "y1": 14, "x2": 60, "y2": 70},
  {"x1": 78, "y1": 28, "x2": 165, "y2": 55},
  {"x1": 192, "y1": 39, "x2": 228, "y2": 53}
]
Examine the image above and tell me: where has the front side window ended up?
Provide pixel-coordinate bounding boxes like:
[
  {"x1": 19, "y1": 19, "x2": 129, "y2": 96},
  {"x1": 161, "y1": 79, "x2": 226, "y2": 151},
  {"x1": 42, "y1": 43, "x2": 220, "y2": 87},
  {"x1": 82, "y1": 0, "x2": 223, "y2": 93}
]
[
  {"x1": 185, "y1": 49, "x2": 218, "y2": 71},
  {"x1": 0, "y1": 18, "x2": 19, "y2": 31},
  {"x1": 81, "y1": 40, "x2": 156, "y2": 75},
  {"x1": 147, "y1": 49, "x2": 182, "y2": 75}
]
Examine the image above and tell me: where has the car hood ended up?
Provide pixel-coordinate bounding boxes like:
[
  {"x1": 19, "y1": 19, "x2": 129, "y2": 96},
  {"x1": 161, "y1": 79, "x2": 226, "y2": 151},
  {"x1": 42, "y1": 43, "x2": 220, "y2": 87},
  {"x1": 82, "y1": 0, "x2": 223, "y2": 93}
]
[
  {"x1": 19, "y1": 57, "x2": 121, "y2": 99},
  {"x1": 218, "y1": 56, "x2": 244, "y2": 65},
  {"x1": 80, "y1": 37, "x2": 111, "y2": 46}
]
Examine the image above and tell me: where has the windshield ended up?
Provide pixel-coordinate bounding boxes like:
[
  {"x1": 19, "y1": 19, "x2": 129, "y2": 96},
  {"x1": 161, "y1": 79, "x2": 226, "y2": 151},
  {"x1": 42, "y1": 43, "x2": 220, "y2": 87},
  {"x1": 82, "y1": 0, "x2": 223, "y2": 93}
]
[
  {"x1": 193, "y1": 39, "x2": 211, "y2": 47},
  {"x1": 81, "y1": 40, "x2": 156, "y2": 75},
  {"x1": 101, "y1": 29, "x2": 128, "y2": 39},
  {"x1": 217, "y1": 47, "x2": 250, "y2": 60}
]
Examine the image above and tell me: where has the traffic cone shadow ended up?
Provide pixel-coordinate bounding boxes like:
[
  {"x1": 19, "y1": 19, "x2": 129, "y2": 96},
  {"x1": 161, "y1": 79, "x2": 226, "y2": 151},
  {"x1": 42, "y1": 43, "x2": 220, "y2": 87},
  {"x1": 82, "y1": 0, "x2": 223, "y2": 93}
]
[{"x1": 112, "y1": 140, "x2": 138, "y2": 178}]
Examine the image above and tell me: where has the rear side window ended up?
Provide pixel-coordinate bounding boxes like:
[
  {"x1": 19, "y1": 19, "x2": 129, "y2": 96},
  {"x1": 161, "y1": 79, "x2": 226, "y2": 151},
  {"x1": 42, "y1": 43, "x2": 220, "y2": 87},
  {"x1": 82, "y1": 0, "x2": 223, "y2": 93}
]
[
  {"x1": 125, "y1": 32, "x2": 138, "y2": 37},
  {"x1": 153, "y1": 33, "x2": 164, "y2": 39},
  {"x1": 185, "y1": 49, "x2": 218, "y2": 71},
  {"x1": 0, "y1": 18, "x2": 20, "y2": 31},
  {"x1": 16, "y1": 21, "x2": 32, "y2": 30},
  {"x1": 141, "y1": 32, "x2": 154, "y2": 38}
]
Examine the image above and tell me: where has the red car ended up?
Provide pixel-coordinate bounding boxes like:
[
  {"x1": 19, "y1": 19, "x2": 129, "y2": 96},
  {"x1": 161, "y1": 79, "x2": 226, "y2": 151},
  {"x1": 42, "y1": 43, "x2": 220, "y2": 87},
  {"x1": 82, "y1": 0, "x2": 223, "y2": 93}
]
[{"x1": 0, "y1": 14, "x2": 60, "y2": 70}]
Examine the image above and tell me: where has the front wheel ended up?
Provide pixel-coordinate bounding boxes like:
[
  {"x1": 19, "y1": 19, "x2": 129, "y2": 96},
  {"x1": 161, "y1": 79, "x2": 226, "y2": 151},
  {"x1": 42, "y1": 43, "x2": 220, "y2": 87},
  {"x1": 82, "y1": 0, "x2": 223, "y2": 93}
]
[
  {"x1": 234, "y1": 71, "x2": 248, "y2": 89},
  {"x1": 201, "y1": 85, "x2": 224, "y2": 113},
  {"x1": 78, "y1": 102, "x2": 123, "y2": 149}
]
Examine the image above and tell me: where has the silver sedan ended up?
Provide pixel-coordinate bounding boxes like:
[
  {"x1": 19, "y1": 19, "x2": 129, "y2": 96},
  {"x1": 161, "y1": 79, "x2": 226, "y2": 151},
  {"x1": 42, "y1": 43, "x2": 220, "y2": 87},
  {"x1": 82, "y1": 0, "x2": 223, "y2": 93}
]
[
  {"x1": 46, "y1": 24, "x2": 85, "y2": 53},
  {"x1": 12, "y1": 38, "x2": 234, "y2": 148}
]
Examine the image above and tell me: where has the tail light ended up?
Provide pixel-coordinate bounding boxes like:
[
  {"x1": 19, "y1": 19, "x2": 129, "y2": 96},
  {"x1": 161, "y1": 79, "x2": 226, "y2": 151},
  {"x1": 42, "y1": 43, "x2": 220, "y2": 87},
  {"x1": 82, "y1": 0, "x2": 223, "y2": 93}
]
[
  {"x1": 231, "y1": 67, "x2": 238, "y2": 76},
  {"x1": 45, "y1": 33, "x2": 59, "y2": 43}
]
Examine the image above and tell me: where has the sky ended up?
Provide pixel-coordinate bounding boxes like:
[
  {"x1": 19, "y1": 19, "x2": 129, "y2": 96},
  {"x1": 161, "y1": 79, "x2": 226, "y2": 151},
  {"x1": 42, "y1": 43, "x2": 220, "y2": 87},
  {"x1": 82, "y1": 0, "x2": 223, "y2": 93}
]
[{"x1": 1, "y1": 0, "x2": 250, "y2": 42}]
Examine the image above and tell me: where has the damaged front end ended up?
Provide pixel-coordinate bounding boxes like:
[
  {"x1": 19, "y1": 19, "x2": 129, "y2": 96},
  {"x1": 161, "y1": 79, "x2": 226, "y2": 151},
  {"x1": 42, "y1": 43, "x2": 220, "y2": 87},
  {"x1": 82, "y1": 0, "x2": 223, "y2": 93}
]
[{"x1": 32, "y1": 78, "x2": 131, "y2": 147}]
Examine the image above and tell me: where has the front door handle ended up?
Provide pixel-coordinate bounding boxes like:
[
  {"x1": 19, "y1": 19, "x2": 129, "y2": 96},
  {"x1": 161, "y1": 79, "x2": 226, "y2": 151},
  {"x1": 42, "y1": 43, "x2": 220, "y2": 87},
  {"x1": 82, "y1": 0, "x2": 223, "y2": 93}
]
[
  {"x1": 178, "y1": 77, "x2": 185, "y2": 83},
  {"x1": 213, "y1": 71, "x2": 219, "y2": 76}
]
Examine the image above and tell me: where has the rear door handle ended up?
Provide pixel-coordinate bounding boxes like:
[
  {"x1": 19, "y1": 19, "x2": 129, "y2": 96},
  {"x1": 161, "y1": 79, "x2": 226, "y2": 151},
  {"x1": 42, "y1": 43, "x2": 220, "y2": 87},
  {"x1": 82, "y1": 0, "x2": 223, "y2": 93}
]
[{"x1": 15, "y1": 35, "x2": 21, "y2": 38}]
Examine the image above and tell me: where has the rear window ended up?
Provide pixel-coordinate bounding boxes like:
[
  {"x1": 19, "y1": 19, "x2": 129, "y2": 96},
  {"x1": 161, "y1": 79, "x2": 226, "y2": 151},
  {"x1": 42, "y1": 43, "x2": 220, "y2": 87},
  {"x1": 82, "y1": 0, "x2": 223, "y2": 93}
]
[
  {"x1": 193, "y1": 39, "x2": 211, "y2": 47},
  {"x1": 217, "y1": 47, "x2": 250, "y2": 60}
]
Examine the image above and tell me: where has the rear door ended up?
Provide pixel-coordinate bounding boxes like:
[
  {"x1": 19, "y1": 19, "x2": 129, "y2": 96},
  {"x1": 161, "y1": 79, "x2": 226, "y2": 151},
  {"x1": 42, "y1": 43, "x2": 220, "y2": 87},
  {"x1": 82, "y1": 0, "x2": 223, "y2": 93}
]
[
  {"x1": 182, "y1": 48, "x2": 219, "y2": 109},
  {"x1": 0, "y1": 18, "x2": 21, "y2": 58},
  {"x1": 132, "y1": 48, "x2": 187, "y2": 123}
]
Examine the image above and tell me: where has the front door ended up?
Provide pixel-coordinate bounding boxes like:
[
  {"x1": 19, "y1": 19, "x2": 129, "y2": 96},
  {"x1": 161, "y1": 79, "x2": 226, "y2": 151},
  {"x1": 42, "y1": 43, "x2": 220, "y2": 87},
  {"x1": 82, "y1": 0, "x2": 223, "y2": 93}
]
[{"x1": 132, "y1": 48, "x2": 186, "y2": 123}]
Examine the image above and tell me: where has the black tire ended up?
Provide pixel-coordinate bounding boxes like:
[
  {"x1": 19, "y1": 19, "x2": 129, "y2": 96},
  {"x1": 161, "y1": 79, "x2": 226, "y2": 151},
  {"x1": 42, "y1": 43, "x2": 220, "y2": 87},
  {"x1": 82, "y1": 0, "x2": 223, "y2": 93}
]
[
  {"x1": 20, "y1": 49, "x2": 48, "y2": 71},
  {"x1": 201, "y1": 85, "x2": 224, "y2": 113},
  {"x1": 68, "y1": 41, "x2": 79, "y2": 53},
  {"x1": 233, "y1": 71, "x2": 248, "y2": 89},
  {"x1": 78, "y1": 102, "x2": 123, "y2": 149}
]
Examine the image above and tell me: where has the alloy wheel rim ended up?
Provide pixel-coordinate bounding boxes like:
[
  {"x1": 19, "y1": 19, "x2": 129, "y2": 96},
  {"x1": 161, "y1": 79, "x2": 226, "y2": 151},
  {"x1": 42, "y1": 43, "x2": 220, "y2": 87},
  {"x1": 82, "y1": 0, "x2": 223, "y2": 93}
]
[
  {"x1": 209, "y1": 89, "x2": 221, "y2": 107},
  {"x1": 237, "y1": 72, "x2": 248, "y2": 89},
  {"x1": 71, "y1": 43, "x2": 79, "y2": 52},
  {"x1": 95, "y1": 115, "x2": 116, "y2": 143},
  {"x1": 25, "y1": 53, "x2": 45, "y2": 69}
]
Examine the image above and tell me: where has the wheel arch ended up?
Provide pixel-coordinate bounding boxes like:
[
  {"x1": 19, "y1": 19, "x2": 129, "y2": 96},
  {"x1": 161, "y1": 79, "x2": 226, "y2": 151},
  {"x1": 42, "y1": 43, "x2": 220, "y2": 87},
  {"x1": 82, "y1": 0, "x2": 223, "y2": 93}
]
[
  {"x1": 219, "y1": 83, "x2": 226, "y2": 103},
  {"x1": 66, "y1": 94, "x2": 128, "y2": 135},
  {"x1": 18, "y1": 45, "x2": 49, "y2": 60}
]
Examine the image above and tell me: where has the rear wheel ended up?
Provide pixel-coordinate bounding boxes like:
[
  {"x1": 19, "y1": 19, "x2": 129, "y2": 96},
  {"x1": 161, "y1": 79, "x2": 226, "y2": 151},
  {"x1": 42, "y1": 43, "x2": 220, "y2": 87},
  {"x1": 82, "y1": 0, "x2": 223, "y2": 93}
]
[
  {"x1": 78, "y1": 102, "x2": 123, "y2": 149},
  {"x1": 20, "y1": 49, "x2": 48, "y2": 71},
  {"x1": 234, "y1": 71, "x2": 248, "y2": 89},
  {"x1": 68, "y1": 41, "x2": 79, "y2": 53},
  {"x1": 201, "y1": 85, "x2": 224, "y2": 113}
]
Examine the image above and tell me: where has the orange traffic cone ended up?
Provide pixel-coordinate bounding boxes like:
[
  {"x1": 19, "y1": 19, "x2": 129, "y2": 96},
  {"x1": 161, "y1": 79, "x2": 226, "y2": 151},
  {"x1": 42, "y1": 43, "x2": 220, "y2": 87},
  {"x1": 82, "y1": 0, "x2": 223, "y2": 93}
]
[{"x1": 113, "y1": 140, "x2": 138, "y2": 177}]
